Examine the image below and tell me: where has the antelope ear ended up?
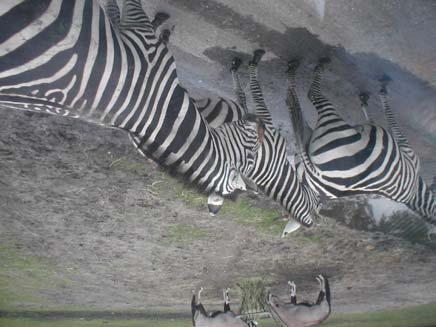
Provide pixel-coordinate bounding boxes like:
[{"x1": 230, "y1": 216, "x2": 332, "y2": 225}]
[
  {"x1": 281, "y1": 219, "x2": 301, "y2": 237},
  {"x1": 240, "y1": 175, "x2": 259, "y2": 193}
]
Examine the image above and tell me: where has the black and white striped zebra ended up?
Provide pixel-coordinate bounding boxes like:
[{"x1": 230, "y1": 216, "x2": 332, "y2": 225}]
[
  {"x1": 288, "y1": 58, "x2": 435, "y2": 224},
  {"x1": 0, "y1": 0, "x2": 266, "y2": 200},
  {"x1": 187, "y1": 50, "x2": 320, "y2": 230}
]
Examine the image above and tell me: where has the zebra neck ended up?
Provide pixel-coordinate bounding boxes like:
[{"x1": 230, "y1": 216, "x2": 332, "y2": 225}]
[{"x1": 257, "y1": 158, "x2": 314, "y2": 213}]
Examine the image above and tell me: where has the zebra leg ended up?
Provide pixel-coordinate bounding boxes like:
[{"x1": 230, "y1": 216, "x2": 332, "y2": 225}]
[
  {"x1": 286, "y1": 59, "x2": 304, "y2": 154},
  {"x1": 378, "y1": 75, "x2": 411, "y2": 152},
  {"x1": 207, "y1": 192, "x2": 224, "y2": 216},
  {"x1": 223, "y1": 288, "x2": 231, "y2": 312},
  {"x1": 307, "y1": 57, "x2": 331, "y2": 105},
  {"x1": 359, "y1": 92, "x2": 371, "y2": 122},
  {"x1": 230, "y1": 57, "x2": 248, "y2": 114},
  {"x1": 288, "y1": 281, "x2": 297, "y2": 305},
  {"x1": 248, "y1": 49, "x2": 274, "y2": 128},
  {"x1": 286, "y1": 59, "x2": 321, "y2": 184},
  {"x1": 315, "y1": 275, "x2": 326, "y2": 304}
]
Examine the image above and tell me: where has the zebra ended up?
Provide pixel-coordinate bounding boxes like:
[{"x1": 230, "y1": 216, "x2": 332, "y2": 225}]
[
  {"x1": 125, "y1": 21, "x2": 318, "y2": 231},
  {"x1": 287, "y1": 58, "x2": 435, "y2": 225},
  {"x1": 0, "y1": 0, "x2": 267, "y2": 201},
  {"x1": 268, "y1": 275, "x2": 331, "y2": 327},
  {"x1": 189, "y1": 50, "x2": 320, "y2": 230},
  {"x1": 191, "y1": 287, "x2": 257, "y2": 327}
]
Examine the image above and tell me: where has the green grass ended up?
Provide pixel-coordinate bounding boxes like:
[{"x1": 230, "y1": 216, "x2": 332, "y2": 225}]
[
  {"x1": 152, "y1": 173, "x2": 286, "y2": 236},
  {"x1": 220, "y1": 198, "x2": 285, "y2": 235},
  {"x1": 2, "y1": 302, "x2": 436, "y2": 327},
  {"x1": 108, "y1": 156, "x2": 148, "y2": 176},
  {"x1": 323, "y1": 302, "x2": 436, "y2": 327},
  {"x1": 0, "y1": 241, "x2": 72, "y2": 310},
  {"x1": 160, "y1": 224, "x2": 209, "y2": 245},
  {"x1": 0, "y1": 318, "x2": 192, "y2": 327}
]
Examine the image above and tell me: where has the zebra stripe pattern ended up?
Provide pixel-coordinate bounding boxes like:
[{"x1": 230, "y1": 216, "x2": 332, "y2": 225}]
[
  {"x1": 194, "y1": 51, "x2": 320, "y2": 228},
  {"x1": 0, "y1": 0, "x2": 264, "y2": 197},
  {"x1": 297, "y1": 59, "x2": 435, "y2": 223}
]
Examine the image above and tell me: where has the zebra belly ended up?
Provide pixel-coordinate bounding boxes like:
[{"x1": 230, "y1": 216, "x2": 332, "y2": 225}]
[{"x1": 307, "y1": 124, "x2": 403, "y2": 197}]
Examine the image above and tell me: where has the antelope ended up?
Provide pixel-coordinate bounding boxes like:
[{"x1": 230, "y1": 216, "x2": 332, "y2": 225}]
[
  {"x1": 268, "y1": 275, "x2": 331, "y2": 327},
  {"x1": 191, "y1": 287, "x2": 256, "y2": 327}
]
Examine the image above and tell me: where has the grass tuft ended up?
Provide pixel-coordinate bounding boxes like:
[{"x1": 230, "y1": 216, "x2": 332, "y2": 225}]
[{"x1": 160, "y1": 224, "x2": 209, "y2": 245}]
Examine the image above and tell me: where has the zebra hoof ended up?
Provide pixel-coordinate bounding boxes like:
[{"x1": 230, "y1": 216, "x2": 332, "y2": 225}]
[
  {"x1": 359, "y1": 92, "x2": 370, "y2": 106},
  {"x1": 287, "y1": 59, "x2": 300, "y2": 73},
  {"x1": 379, "y1": 74, "x2": 392, "y2": 94},
  {"x1": 160, "y1": 29, "x2": 171, "y2": 44},
  {"x1": 250, "y1": 49, "x2": 266, "y2": 65},
  {"x1": 152, "y1": 12, "x2": 170, "y2": 29},
  {"x1": 379, "y1": 74, "x2": 392, "y2": 85},
  {"x1": 318, "y1": 57, "x2": 331, "y2": 65},
  {"x1": 230, "y1": 57, "x2": 242, "y2": 72}
]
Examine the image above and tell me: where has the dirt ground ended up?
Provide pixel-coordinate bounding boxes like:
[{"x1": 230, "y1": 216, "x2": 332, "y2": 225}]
[
  {"x1": 1, "y1": 0, "x2": 436, "y2": 320},
  {"x1": 1, "y1": 108, "x2": 436, "y2": 316}
]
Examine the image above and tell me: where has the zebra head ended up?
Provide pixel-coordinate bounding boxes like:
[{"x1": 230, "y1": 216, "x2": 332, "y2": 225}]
[
  {"x1": 211, "y1": 114, "x2": 265, "y2": 197},
  {"x1": 246, "y1": 125, "x2": 318, "y2": 230}
]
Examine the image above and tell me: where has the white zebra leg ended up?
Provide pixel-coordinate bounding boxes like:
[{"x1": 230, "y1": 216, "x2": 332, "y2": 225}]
[{"x1": 230, "y1": 57, "x2": 248, "y2": 113}]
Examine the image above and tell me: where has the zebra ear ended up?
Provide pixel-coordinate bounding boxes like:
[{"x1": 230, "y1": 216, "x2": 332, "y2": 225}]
[
  {"x1": 229, "y1": 169, "x2": 247, "y2": 192},
  {"x1": 120, "y1": 0, "x2": 153, "y2": 32}
]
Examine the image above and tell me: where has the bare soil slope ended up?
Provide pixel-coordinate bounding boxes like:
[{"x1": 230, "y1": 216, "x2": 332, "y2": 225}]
[{"x1": 1, "y1": 109, "x2": 436, "y2": 315}]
